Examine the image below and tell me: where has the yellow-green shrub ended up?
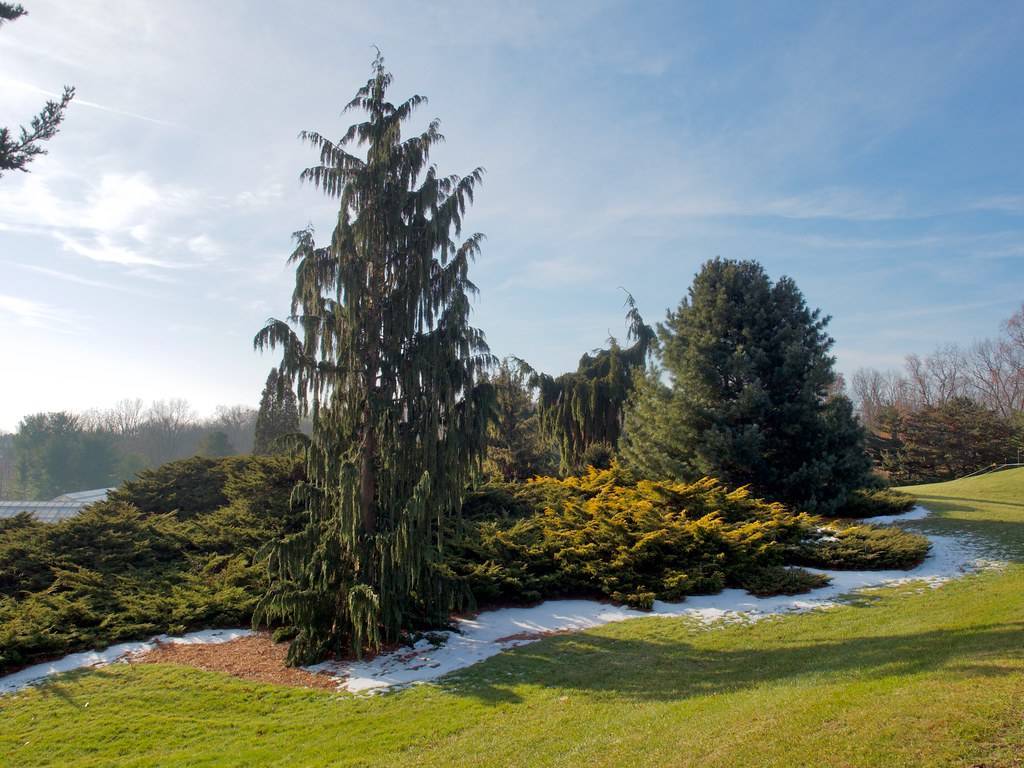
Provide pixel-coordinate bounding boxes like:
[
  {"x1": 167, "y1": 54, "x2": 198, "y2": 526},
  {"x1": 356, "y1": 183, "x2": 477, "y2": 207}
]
[{"x1": 450, "y1": 466, "x2": 902, "y2": 608}]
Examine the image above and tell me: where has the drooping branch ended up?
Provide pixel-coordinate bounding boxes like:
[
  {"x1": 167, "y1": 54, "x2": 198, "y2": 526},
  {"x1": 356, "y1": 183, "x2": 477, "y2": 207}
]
[
  {"x1": 529, "y1": 292, "x2": 655, "y2": 473},
  {"x1": 252, "y1": 53, "x2": 494, "y2": 664}
]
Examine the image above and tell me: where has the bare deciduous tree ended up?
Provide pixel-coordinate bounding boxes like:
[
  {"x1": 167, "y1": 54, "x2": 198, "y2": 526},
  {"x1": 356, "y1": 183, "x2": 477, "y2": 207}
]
[
  {"x1": 141, "y1": 399, "x2": 197, "y2": 464},
  {"x1": 211, "y1": 405, "x2": 257, "y2": 454},
  {"x1": 904, "y1": 345, "x2": 968, "y2": 409},
  {"x1": 105, "y1": 398, "x2": 146, "y2": 438},
  {"x1": 851, "y1": 367, "x2": 912, "y2": 430}
]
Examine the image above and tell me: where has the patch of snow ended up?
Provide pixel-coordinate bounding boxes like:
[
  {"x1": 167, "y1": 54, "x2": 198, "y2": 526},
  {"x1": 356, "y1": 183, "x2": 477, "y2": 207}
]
[
  {"x1": 0, "y1": 628, "x2": 252, "y2": 695},
  {"x1": 311, "y1": 506, "x2": 998, "y2": 693},
  {"x1": 858, "y1": 504, "x2": 931, "y2": 526},
  {"x1": 0, "y1": 505, "x2": 1000, "y2": 696}
]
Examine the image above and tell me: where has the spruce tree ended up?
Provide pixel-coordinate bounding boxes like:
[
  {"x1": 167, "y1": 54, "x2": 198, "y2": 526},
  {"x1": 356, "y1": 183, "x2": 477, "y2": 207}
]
[
  {"x1": 253, "y1": 54, "x2": 493, "y2": 664},
  {"x1": 618, "y1": 367, "x2": 687, "y2": 480},
  {"x1": 620, "y1": 258, "x2": 870, "y2": 514},
  {"x1": 253, "y1": 369, "x2": 299, "y2": 454}
]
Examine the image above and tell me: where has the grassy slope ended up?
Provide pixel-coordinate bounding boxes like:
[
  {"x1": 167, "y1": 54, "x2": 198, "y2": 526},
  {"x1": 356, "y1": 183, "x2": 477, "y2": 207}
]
[{"x1": 2, "y1": 470, "x2": 1024, "y2": 768}]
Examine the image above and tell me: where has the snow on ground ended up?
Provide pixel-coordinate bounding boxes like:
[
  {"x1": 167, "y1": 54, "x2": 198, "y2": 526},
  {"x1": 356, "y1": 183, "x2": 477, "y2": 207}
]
[
  {"x1": 857, "y1": 505, "x2": 931, "y2": 526},
  {"x1": 0, "y1": 629, "x2": 252, "y2": 695},
  {"x1": 311, "y1": 506, "x2": 998, "y2": 693},
  {"x1": 0, "y1": 505, "x2": 1000, "y2": 696}
]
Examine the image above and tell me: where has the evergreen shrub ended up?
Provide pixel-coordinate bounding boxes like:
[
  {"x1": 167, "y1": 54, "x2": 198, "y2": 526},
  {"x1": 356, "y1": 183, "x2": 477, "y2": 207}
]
[
  {"x1": 448, "y1": 466, "x2": 929, "y2": 610},
  {"x1": 0, "y1": 459, "x2": 930, "y2": 674},
  {"x1": 0, "y1": 456, "x2": 302, "y2": 673},
  {"x1": 834, "y1": 488, "x2": 917, "y2": 519}
]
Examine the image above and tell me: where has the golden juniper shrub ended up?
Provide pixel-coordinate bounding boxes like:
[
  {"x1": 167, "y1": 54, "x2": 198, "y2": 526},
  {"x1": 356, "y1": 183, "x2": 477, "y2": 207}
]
[{"x1": 450, "y1": 466, "x2": 868, "y2": 608}]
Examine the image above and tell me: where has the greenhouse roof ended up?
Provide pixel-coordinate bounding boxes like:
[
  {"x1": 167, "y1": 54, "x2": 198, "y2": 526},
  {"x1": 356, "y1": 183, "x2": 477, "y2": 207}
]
[
  {"x1": 0, "y1": 488, "x2": 113, "y2": 523},
  {"x1": 52, "y1": 488, "x2": 113, "y2": 503}
]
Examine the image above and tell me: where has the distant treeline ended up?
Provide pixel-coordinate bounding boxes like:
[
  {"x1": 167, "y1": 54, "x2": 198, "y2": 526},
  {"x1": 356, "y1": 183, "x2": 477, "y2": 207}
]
[
  {"x1": 851, "y1": 304, "x2": 1024, "y2": 484},
  {"x1": 0, "y1": 371, "x2": 302, "y2": 500}
]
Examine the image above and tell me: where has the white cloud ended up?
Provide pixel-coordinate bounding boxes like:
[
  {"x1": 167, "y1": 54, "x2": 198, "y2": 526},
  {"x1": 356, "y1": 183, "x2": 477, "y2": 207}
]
[
  {"x1": 55, "y1": 232, "x2": 170, "y2": 268},
  {"x1": 499, "y1": 256, "x2": 604, "y2": 290},
  {"x1": 604, "y1": 186, "x2": 914, "y2": 228},
  {"x1": 81, "y1": 173, "x2": 163, "y2": 231},
  {"x1": 15, "y1": 263, "x2": 140, "y2": 294},
  {"x1": 186, "y1": 234, "x2": 224, "y2": 260},
  {"x1": 0, "y1": 77, "x2": 178, "y2": 128},
  {"x1": 971, "y1": 243, "x2": 1024, "y2": 260},
  {"x1": 970, "y1": 195, "x2": 1024, "y2": 214},
  {"x1": 0, "y1": 168, "x2": 207, "y2": 272},
  {"x1": 0, "y1": 294, "x2": 76, "y2": 329},
  {"x1": 233, "y1": 184, "x2": 285, "y2": 210}
]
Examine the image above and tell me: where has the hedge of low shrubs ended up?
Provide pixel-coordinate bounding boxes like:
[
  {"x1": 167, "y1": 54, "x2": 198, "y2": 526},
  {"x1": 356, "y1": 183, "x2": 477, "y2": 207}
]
[
  {"x1": 792, "y1": 524, "x2": 931, "y2": 570},
  {"x1": 446, "y1": 467, "x2": 927, "y2": 609},
  {"x1": 833, "y1": 487, "x2": 917, "y2": 519},
  {"x1": 0, "y1": 456, "x2": 303, "y2": 673},
  {"x1": 0, "y1": 458, "x2": 929, "y2": 674}
]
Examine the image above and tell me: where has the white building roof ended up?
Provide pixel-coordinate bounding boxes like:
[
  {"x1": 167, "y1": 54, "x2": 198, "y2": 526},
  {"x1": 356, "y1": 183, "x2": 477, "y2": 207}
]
[
  {"x1": 0, "y1": 488, "x2": 113, "y2": 523},
  {"x1": 51, "y1": 488, "x2": 113, "y2": 503}
]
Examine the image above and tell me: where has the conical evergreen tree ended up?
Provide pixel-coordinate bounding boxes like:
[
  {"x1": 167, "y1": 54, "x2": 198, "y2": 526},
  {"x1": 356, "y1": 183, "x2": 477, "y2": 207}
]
[
  {"x1": 620, "y1": 258, "x2": 870, "y2": 513},
  {"x1": 618, "y1": 366, "x2": 688, "y2": 480},
  {"x1": 253, "y1": 369, "x2": 300, "y2": 454},
  {"x1": 253, "y1": 54, "x2": 493, "y2": 664}
]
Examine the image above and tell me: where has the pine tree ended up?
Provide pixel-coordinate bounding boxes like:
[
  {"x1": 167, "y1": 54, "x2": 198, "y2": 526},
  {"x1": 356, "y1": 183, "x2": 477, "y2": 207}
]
[
  {"x1": 620, "y1": 258, "x2": 870, "y2": 514},
  {"x1": 253, "y1": 369, "x2": 300, "y2": 454},
  {"x1": 252, "y1": 54, "x2": 493, "y2": 664},
  {"x1": 11, "y1": 412, "x2": 121, "y2": 498}
]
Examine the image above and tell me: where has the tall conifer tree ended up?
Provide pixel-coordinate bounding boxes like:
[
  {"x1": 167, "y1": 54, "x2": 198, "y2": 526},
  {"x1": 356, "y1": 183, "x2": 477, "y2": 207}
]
[
  {"x1": 253, "y1": 369, "x2": 299, "y2": 455},
  {"x1": 620, "y1": 258, "x2": 870, "y2": 514},
  {"x1": 253, "y1": 55, "x2": 493, "y2": 663}
]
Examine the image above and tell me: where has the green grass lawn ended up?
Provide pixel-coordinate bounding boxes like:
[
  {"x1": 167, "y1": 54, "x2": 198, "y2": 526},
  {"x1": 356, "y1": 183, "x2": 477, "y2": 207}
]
[{"x1": 3, "y1": 470, "x2": 1024, "y2": 768}]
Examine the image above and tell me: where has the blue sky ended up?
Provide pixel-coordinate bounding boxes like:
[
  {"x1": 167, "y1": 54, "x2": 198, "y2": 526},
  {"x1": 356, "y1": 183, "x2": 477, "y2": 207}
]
[{"x1": 1, "y1": 0, "x2": 1023, "y2": 431}]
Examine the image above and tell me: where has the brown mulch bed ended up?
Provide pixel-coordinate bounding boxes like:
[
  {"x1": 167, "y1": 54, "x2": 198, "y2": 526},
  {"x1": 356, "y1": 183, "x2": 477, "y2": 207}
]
[{"x1": 130, "y1": 632, "x2": 340, "y2": 691}]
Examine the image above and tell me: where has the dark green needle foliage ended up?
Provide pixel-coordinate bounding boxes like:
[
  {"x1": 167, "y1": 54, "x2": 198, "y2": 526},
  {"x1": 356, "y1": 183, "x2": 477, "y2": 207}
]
[
  {"x1": 253, "y1": 369, "x2": 300, "y2": 455},
  {"x1": 252, "y1": 54, "x2": 494, "y2": 664},
  {"x1": 483, "y1": 357, "x2": 555, "y2": 482},
  {"x1": 0, "y1": 3, "x2": 75, "y2": 177},
  {"x1": 0, "y1": 456, "x2": 927, "y2": 674},
  {"x1": 883, "y1": 397, "x2": 1018, "y2": 484},
  {"x1": 620, "y1": 258, "x2": 871, "y2": 514},
  {"x1": 197, "y1": 431, "x2": 236, "y2": 458},
  {"x1": 533, "y1": 294, "x2": 655, "y2": 474},
  {"x1": 0, "y1": 2, "x2": 26, "y2": 25}
]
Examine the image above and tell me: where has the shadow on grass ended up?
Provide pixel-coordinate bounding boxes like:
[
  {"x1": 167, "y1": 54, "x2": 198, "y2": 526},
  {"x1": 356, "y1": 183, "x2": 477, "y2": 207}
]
[
  {"x1": 5, "y1": 667, "x2": 106, "y2": 709},
  {"x1": 447, "y1": 621, "x2": 1024, "y2": 705},
  {"x1": 909, "y1": 516, "x2": 1024, "y2": 560},
  {"x1": 915, "y1": 496, "x2": 1024, "y2": 512}
]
